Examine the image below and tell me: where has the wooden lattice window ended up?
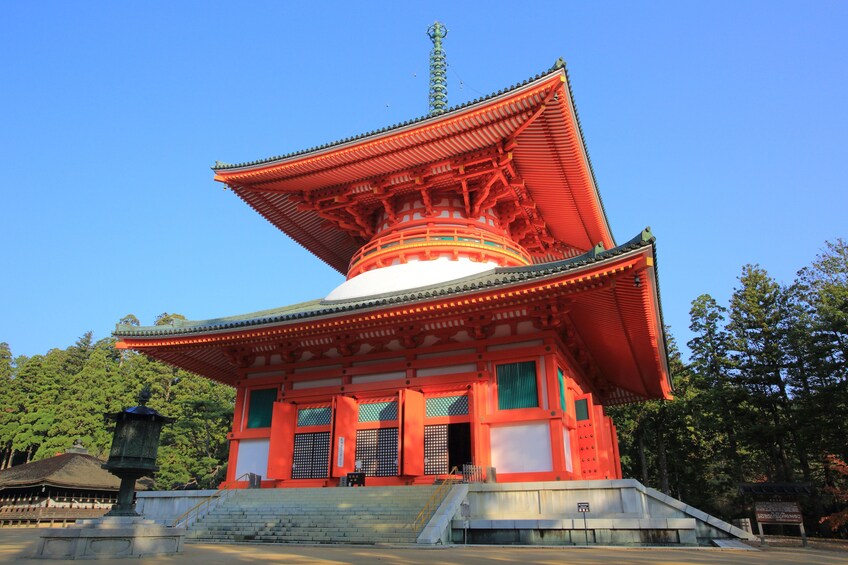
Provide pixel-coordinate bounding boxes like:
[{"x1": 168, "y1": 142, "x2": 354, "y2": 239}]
[
  {"x1": 575, "y1": 398, "x2": 590, "y2": 421},
  {"x1": 496, "y1": 361, "x2": 538, "y2": 410},
  {"x1": 557, "y1": 368, "x2": 567, "y2": 412},
  {"x1": 291, "y1": 432, "x2": 330, "y2": 479},
  {"x1": 355, "y1": 428, "x2": 398, "y2": 476},
  {"x1": 246, "y1": 388, "x2": 276, "y2": 428},
  {"x1": 424, "y1": 425, "x2": 449, "y2": 475}
]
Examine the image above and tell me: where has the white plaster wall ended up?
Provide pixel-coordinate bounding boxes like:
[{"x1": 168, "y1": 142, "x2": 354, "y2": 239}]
[
  {"x1": 296, "y1": 364, "x2": 343, "y2": 374},
  {"x1": 417, "y1": 363, "x2": 477, "y2": 377},
  {"x1": 325, "y1": 257, "x2": 498, "y2": 301},
  {"x1": 351, "y1": 371, "x2": 405, "y2": 384},
  {"x1": 235, "y1": 438, "x2": 270, "y2": 479},
  {"x1": 417, "y1": 349, "x2": 475, "y2": 360},
  {"x1": 563, "y1": 429, "x2": 573, "y2": 472},
  {"x1": 353, "y1": 356, "x2": 405, "y2": 366},
  {"x1": 291, "y1": 378, "x2": 342, "y2": 390},
  {"x1": 490, "y1": 422, "x2": 553, "y2": 474},
  {"x1": 486, "y1": 340, "x2": 543, "y2": 352},
  {"x1": 245, "y1": 370, "x2": 281, "y2": 379}
]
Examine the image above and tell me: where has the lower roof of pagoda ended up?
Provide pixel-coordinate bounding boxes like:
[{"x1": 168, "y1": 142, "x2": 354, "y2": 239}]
[{"x1": 115, "y1": 229, "x2": 670, "y2": 405}]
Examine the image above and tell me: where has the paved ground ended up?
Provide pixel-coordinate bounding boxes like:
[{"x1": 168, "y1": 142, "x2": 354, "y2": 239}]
[{"x1": 2, "y1": 527, "x2": 846, "y2": 564}]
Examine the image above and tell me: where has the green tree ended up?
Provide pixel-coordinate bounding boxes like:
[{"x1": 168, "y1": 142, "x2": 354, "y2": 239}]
[
  {"x1": 688, "y1": 294, "x2": 746, "y2": 485},
  {"x1": 795, "y1": 240, "x2": 848, "y2": 465},
  {"x1": 727, "y1": 265, "x2": 805, "y2": 481},
  {"x1": 0, "y1": 343, "x2": 17, "y2": 469},
  {"x1": 155, "y1": 313, "x2": 187, "y2": 327},
  {"x1": 0, "y1": 314, "x2": 234, "y2": 489}
]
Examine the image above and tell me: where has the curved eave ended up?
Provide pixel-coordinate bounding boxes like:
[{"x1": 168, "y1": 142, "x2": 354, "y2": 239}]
[
  {"x1": 572, "y1": 252, "x2": 672, "y2": 402},
  {"x1": 213, "y1": 65, "x2": 614, "y2": 274},
  {"x1": 513, "y1": 79, "x2": 615, "y2": 254},
  {"x1": 0, "y1": 478, "x2": 119, "y2": 492}
]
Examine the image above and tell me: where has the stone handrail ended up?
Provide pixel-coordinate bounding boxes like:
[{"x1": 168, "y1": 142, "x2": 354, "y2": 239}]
[{"x1": 170, "y1": 473, "x2": 253, "y2": 528}]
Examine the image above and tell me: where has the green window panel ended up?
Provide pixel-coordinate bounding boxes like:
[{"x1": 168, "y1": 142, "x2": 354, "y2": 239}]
[
  {"x1": 358, "y1": 401, "x2": 398, "y2": 422},
  {"x1": 496, "y1": 361, "x2": 538, "y2": 410},
  {"x1": 297, "y1": 407, "x2": 332, "y2": 427},
  {"x1": 246, "y1": 388, "x2": 276, "y2": 429},
  {"x1": 557, "y1": 368, "x2": 567, "y2": 412},
  {"x1": 426, "y1": 395, "x2": 469, "y2": 418},
  {"x1": 575, "y1": 398, "x2": 590, "y2": 421}
]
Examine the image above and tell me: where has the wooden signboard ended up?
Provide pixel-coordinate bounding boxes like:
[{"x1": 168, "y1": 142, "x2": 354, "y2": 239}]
[{"x1": 754, "y1": 500, "x2": 802, "y2": 524}]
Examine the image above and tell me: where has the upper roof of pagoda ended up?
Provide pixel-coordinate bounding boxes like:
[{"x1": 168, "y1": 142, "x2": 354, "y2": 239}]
[{"x1": 212, "y1": 61, "x2": 616, "y2": 275}]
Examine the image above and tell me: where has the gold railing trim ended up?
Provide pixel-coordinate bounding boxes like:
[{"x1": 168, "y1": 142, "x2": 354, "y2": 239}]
[{"x1": 411, "y1": 467, "x2": 460, "y2": 532}]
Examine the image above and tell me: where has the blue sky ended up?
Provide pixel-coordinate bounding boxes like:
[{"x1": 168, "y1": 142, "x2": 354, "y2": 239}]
[{"x1": 1, "y1": 1, "x2": 846, "y2": 360}]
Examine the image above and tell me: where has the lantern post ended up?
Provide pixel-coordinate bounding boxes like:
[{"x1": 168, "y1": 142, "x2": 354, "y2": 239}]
[{"x1": 102, "y1": 386, "x2": 174, "y2": 516}]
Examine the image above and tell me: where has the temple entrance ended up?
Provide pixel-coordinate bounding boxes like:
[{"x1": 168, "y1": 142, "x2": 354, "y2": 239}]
[
  {"x1": 447, "y1": 423, "x2": 472, "y2": 470},
  {"x1": 424, "y1": 423, "x2": 472, "y2": 474}
]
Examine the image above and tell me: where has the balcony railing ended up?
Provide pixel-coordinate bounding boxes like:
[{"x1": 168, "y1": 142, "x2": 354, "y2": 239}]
[{"x1": 348, "y1": 227, "x2": 531, "y2": 278}]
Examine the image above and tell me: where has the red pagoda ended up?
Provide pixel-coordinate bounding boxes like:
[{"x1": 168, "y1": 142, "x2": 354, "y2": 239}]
[{"x1": 115, "y1": 34, "x2": 671, "y2": 488}]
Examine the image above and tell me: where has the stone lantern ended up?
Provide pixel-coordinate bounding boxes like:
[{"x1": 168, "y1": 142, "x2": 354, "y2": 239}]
[
  {"x1": 35, "y1": 386, "x2": 184, "y2": 560},
  {"x1": 102, "y1": 386, "x2": 174, "y2": 516}
]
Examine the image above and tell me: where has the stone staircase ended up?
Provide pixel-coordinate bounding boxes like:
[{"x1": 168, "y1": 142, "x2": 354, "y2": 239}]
[{"x1": 186, "y1": 485, "x2": 440, "y2": 545}]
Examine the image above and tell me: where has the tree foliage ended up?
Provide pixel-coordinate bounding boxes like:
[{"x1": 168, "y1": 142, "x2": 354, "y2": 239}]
[
  {"x1": 0, "y1": 317, "x2": 234, "y2": 489},
  {"x1": 611, "y1": 239, "x2": 848, "y2": 536}
]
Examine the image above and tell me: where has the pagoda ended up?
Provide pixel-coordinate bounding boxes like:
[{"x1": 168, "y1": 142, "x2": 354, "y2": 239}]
[{"x1": 115, "y1": 30, "x2": 671, "y2": 488}]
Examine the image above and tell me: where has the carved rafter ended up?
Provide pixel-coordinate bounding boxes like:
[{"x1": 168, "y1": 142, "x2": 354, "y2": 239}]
[
  {"x1": 268, "y1": 342, "x2": 300, "y2": 364},
  {"x1": 531, "y1": 299, "x2": 571, "y2": 331},
  {"x1": 379, "y1": 195, "x2": 398, "y2": 225},
  {"x1": 333, "y1": 333, "x2": 360, "y2": 357},
  {"x1": 284, "y1": 143, "x2": 563, "y2": 256},
  {"x1": 419, "y1": 185, "x2": 434, "y2": 216},
  {"x1": 460, "y1": 179, "x2": 471, "y2": 217},
  {"x1": 222, "y1": 346, "x2": 257, "y2": 369},
  {"x1": 464, "y1": 313, "x2": 496, "y2": 340},
  {"x1": 396, "y1": 324, "x2": 424, "y2": 349}
]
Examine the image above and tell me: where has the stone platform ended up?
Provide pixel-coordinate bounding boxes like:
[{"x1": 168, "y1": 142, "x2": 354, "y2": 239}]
[
  {"x1": 34, "y1": 517, "x2": 184, "y2": 560},
  {"x1": 428, "y1": 480, "x2": 756, "y2": 546}
]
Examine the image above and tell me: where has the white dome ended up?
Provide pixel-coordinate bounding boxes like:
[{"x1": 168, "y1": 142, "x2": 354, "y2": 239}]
[{"x1": 325, "y1": 258, "x2": 498, "y2": 301}]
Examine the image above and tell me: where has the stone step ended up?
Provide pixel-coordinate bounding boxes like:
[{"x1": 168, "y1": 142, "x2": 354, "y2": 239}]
[
  {"x1": 186, "y1": 486, "x2": 442, "y2": 545},
  {"x1": 192, "y1": 534, "x2": 416, "y2": 544},
  {"x1": 193, "y1": 524, "x2": 414, "y2": 531},
  {"x1": 202, "y1": 515, "x2": 417, "y2": 522},
  {"x1": 215, "y1": 505, "x2": 429, "y2": 511},
  {"x1": 189, "y1": 531, "x2": 415, "y2": 538},
  {"x1": 223, "y1": 501, "x2": 433, "y2": 507},
  {"x1": 200, "y1": 516, "x2": 415, "y2": 523}
]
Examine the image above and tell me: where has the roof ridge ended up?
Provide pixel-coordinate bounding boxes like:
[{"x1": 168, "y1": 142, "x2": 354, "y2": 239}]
[{"x1": 211, "y1": 63, "x2": 567, "y2": 172}]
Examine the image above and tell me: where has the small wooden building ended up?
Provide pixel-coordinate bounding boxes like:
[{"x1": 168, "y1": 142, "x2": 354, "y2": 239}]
[{"x1": 0, "y1": 450, "x2": 122, "y2": 526}]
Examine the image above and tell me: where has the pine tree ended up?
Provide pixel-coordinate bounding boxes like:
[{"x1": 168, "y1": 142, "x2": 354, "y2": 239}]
[
  {"x1": 0, "y1": 343, "x2": 17, "y2": 469},
  {"x1": 688, "y1": 294, "x2": 746, "y2": 484}
]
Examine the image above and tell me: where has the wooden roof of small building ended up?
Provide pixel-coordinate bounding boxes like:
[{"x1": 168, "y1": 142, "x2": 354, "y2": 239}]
[{"x1": 0, "y1": 453, "x2": 125, "y2": 492}]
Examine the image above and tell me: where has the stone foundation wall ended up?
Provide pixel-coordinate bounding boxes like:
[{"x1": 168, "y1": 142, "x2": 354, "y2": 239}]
[
  {"x1": 135, "y1": 491, "x2": 218, "y2": 525},
  {"x1": 442, "y1": 480, "x2": 755, "y2": 546}
]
